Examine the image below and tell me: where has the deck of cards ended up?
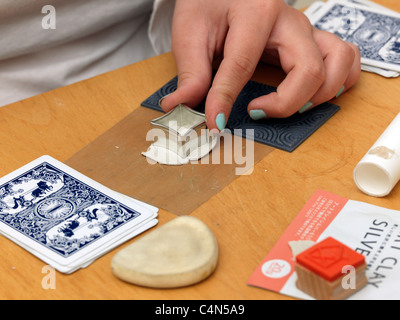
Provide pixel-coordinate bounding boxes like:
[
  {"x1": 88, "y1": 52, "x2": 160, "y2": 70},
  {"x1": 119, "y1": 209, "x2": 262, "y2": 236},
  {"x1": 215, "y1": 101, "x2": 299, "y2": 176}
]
[
  {"x1": 0, "y1": 155, "x2": 158, "y2": 274},
  {"x1": 305, "y1": 0, "x2": 400, "y2": 78}
]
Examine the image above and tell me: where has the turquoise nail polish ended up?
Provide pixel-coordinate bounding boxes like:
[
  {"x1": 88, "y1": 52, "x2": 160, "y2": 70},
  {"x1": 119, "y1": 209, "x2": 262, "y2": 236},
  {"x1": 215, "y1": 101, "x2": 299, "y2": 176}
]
[
  {"x1": 216, "y1": 113, "x2": 226, "y2": 131},
  {"x1": 336, "y1": 85, "x2": 345, "y2": 98},
  {"x1": 249, "y1": 109, "x2": 267, "y2": 120},
  {"x1": 299, "y1": 102, "x2": 313, "y2": 114}
]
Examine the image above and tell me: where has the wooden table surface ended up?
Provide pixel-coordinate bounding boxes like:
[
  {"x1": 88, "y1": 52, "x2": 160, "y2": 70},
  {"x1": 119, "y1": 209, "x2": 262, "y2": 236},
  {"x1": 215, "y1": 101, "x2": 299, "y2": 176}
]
[{"x1": 1, "y1": 0, "x2": 400, "y2": 300}]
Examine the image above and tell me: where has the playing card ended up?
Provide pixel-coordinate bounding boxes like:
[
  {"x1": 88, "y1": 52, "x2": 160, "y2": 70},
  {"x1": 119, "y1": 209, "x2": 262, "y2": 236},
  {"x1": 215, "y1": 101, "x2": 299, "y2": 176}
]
[
  {"x1": 361, "y1": 64, "x2": 400, "y2": 78},
  {"x1": 0, "y1": 155, "x2": 158, "y2": 273},
  {"x1": 305, "y1": 0, "x2": 400, "y2": 76},
  {"x1": 345, "y1": 0, "x2": 398, "y2": 15}
]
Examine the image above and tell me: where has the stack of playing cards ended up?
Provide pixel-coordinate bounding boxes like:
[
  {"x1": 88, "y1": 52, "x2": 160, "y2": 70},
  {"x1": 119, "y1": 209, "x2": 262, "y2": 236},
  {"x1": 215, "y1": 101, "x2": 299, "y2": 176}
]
[
  {"x1": 0, "y1": 155, "x2": 158, "y2": 274},
  {"x1": 305, "y1": 0, "x2": 400, "y2": 78}
]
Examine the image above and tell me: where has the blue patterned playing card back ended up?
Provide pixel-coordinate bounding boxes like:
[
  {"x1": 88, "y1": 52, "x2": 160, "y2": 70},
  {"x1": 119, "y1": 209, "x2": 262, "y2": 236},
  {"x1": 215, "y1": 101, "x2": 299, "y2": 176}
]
[
  {"x1": 141, "y1": 76, "x2": 340, "y2": 152},
  {"x1": 309, "y1": 1, "x2": 400, "y2": 72},
  {"x1": 0, "y1": 159, "x2": 144, "y2": 259}
]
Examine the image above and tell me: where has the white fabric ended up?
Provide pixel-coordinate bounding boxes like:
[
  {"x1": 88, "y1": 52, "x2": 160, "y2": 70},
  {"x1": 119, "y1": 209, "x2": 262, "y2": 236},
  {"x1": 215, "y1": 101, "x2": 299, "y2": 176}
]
[
  {"x1": 0, "y1": 0, "x2": 173, "y2": 107},
  {"x1": 149, "y1": 0, "x2": 175, "y2": 55},
  {"x1": 0, "y1": 0, "x2": 293, "y2": 108}
]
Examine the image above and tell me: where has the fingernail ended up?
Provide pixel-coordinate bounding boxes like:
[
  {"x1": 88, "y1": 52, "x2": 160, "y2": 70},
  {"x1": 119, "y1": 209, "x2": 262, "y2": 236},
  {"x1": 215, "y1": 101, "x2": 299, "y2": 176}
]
[
  {"x1": 336, "y1": 85, "x2": 345, "y2": 98},
  {"x1": 249, "y1": 109, "x2": 267, "y2": 120},
  {"x1": 299, "y1": 102, "x2": 313, "y2": 114},
  {"x1": 216, "y1": 113, "x2": 226, "y2": 131},
  {"x1": 158, "y1": 93, "x2": 172, "y2": 107}
]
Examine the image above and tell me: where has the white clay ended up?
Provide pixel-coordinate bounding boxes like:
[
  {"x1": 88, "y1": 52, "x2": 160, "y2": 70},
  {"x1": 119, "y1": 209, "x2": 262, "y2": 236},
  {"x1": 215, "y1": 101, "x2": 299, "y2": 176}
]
[{"x1": 142, "y1": 132, "x2": 218, "y2": 166}]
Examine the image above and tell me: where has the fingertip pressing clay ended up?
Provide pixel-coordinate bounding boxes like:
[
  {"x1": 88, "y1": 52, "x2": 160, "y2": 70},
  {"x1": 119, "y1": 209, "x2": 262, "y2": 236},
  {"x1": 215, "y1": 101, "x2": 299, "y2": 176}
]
[{"x1": 111, "y1": 216, "x2": 218, "y2": 288}]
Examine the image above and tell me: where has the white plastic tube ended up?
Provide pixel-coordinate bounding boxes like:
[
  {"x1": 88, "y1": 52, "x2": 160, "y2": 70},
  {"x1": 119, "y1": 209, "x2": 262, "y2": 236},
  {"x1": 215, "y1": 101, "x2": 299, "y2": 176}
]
[{"x1": 353, "y1": 113, "x2": 400, "y2": 197}]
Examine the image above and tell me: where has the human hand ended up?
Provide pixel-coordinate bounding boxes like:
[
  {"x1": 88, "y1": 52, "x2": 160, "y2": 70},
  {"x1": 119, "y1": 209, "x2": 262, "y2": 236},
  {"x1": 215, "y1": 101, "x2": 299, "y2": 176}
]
[{"x1": 159, "y1": 0, "x2": 361, "y2": 131}]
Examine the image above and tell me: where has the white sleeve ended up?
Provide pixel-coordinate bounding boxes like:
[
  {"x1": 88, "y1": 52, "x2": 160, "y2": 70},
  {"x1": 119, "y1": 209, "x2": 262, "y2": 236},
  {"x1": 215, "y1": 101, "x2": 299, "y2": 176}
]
[{"x1": 148, "y1": 0, "x2": 175, "y2": 55}]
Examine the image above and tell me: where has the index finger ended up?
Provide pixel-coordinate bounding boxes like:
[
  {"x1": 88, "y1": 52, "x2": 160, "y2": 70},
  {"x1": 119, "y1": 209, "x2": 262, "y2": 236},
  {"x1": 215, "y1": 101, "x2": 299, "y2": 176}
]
[
  {"x1": 205, "y1": 2, "x2": 278, "y2": 130},
  {"x1": 159, "y1": 1, "x2": 214, "y2": 113}
]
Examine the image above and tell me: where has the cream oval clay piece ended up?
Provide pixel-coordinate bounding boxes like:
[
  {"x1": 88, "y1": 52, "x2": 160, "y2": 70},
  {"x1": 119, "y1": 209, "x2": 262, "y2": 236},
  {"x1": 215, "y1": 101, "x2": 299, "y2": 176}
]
[{"x1": 111, "y1": 216, "x2": 219, "y2": 288}]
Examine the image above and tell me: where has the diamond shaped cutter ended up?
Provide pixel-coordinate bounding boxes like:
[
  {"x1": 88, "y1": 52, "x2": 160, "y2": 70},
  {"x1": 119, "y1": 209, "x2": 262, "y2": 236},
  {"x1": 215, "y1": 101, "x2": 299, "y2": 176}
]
[{"x1": 149, "y1": 104, "x2": 208, "y2": 159}]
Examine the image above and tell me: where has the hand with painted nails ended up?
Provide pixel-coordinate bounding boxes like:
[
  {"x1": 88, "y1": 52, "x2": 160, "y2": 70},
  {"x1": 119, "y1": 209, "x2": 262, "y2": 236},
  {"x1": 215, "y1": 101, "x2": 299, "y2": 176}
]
[{"x1": 159, "y1": 0, "x2": 361, "y2": 131}]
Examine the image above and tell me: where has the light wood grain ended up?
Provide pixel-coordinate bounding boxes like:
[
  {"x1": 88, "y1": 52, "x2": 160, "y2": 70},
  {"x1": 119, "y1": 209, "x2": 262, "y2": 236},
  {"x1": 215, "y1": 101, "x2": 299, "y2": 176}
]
[{"x1": 0, "y1": 0, "x2": 400, "y2": 299}]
